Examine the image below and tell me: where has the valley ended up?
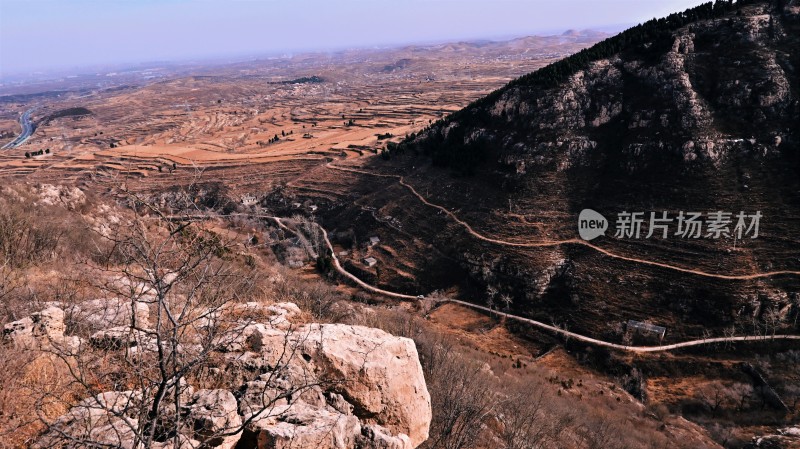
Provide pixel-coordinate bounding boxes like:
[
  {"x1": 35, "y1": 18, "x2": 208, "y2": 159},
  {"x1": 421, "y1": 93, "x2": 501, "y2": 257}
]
[{"x1": 2, "y1": 3, "x2": 800, "y2": 448}]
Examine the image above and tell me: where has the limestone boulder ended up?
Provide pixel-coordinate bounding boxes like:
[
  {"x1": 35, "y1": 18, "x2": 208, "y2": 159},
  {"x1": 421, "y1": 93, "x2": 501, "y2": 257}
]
[
  {"x1": 296, "y1": 324, "x2": 431, "y2": 447},
  {"x1": 70, "y1": 297, "x2": 150, "y2": 331},
  {"x1": 185, "y1": 389, "x2": 242, "y2": 449},
  {"x1": 3, "y1": 306, "x2": 81, "y2": 350},
  {"x1": 242, "y1": 403, "x2": 361, "y2": 449},
  {"x1": 32, "y1": 303, "x2": 431, "y2": 449}
]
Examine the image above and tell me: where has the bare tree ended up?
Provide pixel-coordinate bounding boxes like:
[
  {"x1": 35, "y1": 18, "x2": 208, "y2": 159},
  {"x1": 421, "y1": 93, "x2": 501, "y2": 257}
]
[
  {"x1": 421, "y1": 342, "x2": 497, "y2": 449},
  {"x1": 499, "y1": 294, "x2": 513, "y2": 312},
  {"x1": 784, "y1": 383, "x2": 800, "y2": 412},
  {"x1": 498, "y1": 383, "x2": 571, "y2": 449},
  {"x1": 708, "y1": 423, "x2": 734, "y2": 448},
  {"x1": 486, "y1": 285, "x2": 498, "y2": 316},
  {"x1": 698, "y1": 383, "x2": 726, "y2": 416},
  {"x1": 30, "y1": 198, "x2": 328, "y2": 449},
  {"x1": 0, "y1": 263, "x2": 23, "y2": 320},
  {"x1": 697, "y1": 381, "x2": 752, "y2": 415},
  {"x1": 722, "y1": 325, "x2": 738, "y2": 350},
  {"x1": 290, "y1": 214, "x2": 324, "y2": 258},
  {"x1": 577, "y1": 413, "x2": 621, "y2": 449},
  {"x1": 791, "y1": 293, "x2": 800, "y2": 329},
  {"x1": 763, "y1": 306, "x2": 785, "y2": 338}
]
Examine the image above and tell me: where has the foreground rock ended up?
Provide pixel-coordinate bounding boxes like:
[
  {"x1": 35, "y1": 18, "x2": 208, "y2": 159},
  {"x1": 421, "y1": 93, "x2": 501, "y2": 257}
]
[
  {"x1": 71, "y1": 297, "x2": 151, "y2": 331},
  {"x1": 28, "y1": 301, "x2": 431, "y2": 449},
  {"x1": 297, "y1": 324, "x2": 431, "y2": 447},
  {"x1": 2, "y1": 306, "x2": 81, "y2": 351},
  {"x1": 186, "y1": 389, "x2": 242, "y2": 449}
]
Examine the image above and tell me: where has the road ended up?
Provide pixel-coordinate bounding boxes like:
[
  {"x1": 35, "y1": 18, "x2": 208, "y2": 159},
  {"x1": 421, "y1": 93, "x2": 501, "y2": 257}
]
[
  {"x1": 326, "y1": 162, "x2": 800, "y2": 280},
  {"x1": 2, "y1": 108, "x2": 36, "y2": 149},
  {"x1": 159, "y1": 211, "x2": 800, "y2": 352},
  {"x1": 280, "y1": 215, "x2": 800, "y2": 353}
]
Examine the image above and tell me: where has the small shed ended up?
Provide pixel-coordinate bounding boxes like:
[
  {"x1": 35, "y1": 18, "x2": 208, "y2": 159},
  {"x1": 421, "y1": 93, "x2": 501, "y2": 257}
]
[
  {"x1": 241, "y1": 194, "x2": 258, "y2": 206},
  {"x1": 626, "y1": 320, "x2": 666, "y2": 341},
  {"x1": 368, "y1": 236, "x2": 380, "y2": 247},
  {"x1": 363, "y1": 257, "x2": 377, "y2": 268}
]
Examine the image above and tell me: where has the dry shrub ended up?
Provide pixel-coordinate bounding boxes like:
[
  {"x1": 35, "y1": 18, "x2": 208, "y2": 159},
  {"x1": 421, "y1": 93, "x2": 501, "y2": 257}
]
[
  {"x1": 0, "y1": 348, "x2": 79, "y2": 449},
  {"x1": 0, "y1": 186, "x2": 107, "y2": 270},
  {"x1": 269, "y1": 266, "x2": 347, "y2": 321},
  {"x1": 498, "y1": 381, "x2": 573, "y2": 449},
  {"x1": 345, "y1": 307, "x2": 716, "y2": 449},
  {"x1": 345, "y1": 309, "x2": 498, "y2": 449},
  {"x1": 0, "y1": 196, "x2": 61, "y2": 269}
]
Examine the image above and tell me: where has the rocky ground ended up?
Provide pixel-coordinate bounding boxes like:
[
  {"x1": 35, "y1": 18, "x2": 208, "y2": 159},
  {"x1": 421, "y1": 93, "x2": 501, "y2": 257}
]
[
  {"x1": 5, "y1": 299, "x2": 430, "y2": 449},
  {"x1": 1, "y1": 182, "x2": 798, "y2": 449}
]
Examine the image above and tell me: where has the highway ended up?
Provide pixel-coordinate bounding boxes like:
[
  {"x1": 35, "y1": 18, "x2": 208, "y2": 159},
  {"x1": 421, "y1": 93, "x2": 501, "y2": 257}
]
[{"x1": 2, "y1": 108, "x2": 36, "y2": 149}]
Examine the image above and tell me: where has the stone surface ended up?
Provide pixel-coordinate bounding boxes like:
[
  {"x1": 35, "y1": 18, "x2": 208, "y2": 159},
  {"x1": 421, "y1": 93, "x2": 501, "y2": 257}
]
[
  {"x1": 33, "y1": 391, "x2": 143, "y2": 449},
  {"x1": 357, "y1": 424, "x2": 413, "y2": 449},
  {"x1": 71, "y1": 297, "x2": 151, "y2": 330},
  {"x1": 297, "y1": 324, "x2": 432, "y2": 447},
  {"x1": 30, "y1": 301, "x2": 431, "y2": 449},
  {"x1": 3, "y1": 306, "x2": 81, "y2": 350},
  {"x1": 186, "y1": 389, "x2": 242, "y2": 449},
  {"x1": 244, "y1": 404, "x2": 361, "y2": 449},
  {"x1": 89, "y1": 326, "x2": 155, "y2": 350},
  {"x1": 36, "y1": 184, "x2": 87, "y2": 210}
]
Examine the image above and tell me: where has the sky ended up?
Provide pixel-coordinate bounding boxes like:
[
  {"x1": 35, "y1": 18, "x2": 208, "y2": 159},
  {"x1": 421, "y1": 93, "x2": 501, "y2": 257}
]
[{"x1": 0, "y1": 0, "x2": 710, "y2": 76}]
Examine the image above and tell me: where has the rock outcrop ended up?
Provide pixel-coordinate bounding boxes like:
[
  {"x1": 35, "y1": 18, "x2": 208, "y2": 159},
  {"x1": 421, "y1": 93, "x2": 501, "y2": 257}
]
[
  {"x1": 297, "y1": 324, "x2": 431, "y2": 446},
  {"x1": 22, "y1": 300, "x2": 431, "y2": 449},
  {"x1": 71, "y1": 297, "x2": 151, "y2": 330},
  {"x1": 36, "y1": 184, "x2": 87, "y2": 210},
  {"x1": 3, "y1": 306, "x2": 81, "y2": 350}
]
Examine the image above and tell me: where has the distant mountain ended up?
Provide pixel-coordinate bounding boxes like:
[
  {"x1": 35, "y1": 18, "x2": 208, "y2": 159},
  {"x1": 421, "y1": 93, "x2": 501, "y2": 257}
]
[{"x1": 392, "y1": 30, "x2": 611, "y2": 58}]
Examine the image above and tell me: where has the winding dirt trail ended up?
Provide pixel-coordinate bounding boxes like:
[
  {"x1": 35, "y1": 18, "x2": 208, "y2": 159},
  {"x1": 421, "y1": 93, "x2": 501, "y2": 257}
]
[
  {"x1": 445, "y1": 298, "x2": 800, "y2": 353},
  {"x1": 325, "y1": 162, "x2": 800, "y2": 280},
  {"x1": 300, "y1": 215, "x2": 800, "y2": 353},
  {"x1": 174, "y1": 212, "x2": 800, "y2": 352}
]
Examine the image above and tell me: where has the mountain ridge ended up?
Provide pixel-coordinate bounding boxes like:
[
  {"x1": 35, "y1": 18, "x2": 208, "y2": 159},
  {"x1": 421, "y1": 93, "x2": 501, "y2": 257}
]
[
  {"x1": 402, "y1": 0, "x2": 798, "y2": 175},
  {"x1": 368, "y1": 0, "x2": 800, "y2": 341}
]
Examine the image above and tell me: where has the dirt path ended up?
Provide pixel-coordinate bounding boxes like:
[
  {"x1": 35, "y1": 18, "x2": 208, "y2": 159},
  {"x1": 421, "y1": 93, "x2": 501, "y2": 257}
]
[
  {"x1": 175, "y1": 211, "x2": 800, "y2": 352},
  {"x1": 443, "y1": 299, "x2": 800, "y2": 353},
  {"x1": 308, "y1": 215, "x2": 800, "y2": 353},
  {"x1": 325, "y1": 162, "x2": 800, "y2": 280}
]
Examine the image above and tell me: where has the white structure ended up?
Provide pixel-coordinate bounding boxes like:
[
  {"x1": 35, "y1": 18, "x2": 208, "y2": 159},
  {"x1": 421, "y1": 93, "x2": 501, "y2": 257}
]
[
  {"x1": 241, "y1": 194, "x2": 258, "y2": 206},
  {"x1": 363, "y1": 257, "x2": 377, "y2": 268},
  {"x1": 626, "y1": 320, "x2": 666, "y2": 341}
]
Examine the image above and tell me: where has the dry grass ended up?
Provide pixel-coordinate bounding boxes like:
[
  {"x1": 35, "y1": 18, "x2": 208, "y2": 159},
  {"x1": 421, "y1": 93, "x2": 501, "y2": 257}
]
[
  {"x1": 344, "y1": 305, "x2": 724, "y2": 449},
  {"x1": 0, "y1": 349, "x2": 81, "y2": 449}
]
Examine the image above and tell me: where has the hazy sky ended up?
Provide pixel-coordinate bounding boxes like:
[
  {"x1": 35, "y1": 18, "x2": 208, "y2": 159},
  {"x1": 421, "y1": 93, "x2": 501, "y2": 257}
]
[{"x1": 1, "y1": 0, "x2": 709, "y2": 76}]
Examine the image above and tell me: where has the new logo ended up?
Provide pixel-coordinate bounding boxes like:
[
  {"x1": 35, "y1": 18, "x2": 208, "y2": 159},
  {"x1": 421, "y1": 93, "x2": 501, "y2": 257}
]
[{"x1": 578, "y1": 209, "x2": 608, "y2": 241}]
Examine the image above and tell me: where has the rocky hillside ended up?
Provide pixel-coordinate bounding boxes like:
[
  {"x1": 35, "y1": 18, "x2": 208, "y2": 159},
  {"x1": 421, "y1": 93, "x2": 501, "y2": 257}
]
[
  {"x1": 408, "y1": 0, "x2": 798, "y2": 175},
  {"x1": 6, "y1": 302, "x2": 431, "y2": 449},
  {"x1": 390, "y1": 0, "x2": 800, "y2": 339},
  {"x1": 0, "y1": 183, "x2": 432, "y2": 449}
]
